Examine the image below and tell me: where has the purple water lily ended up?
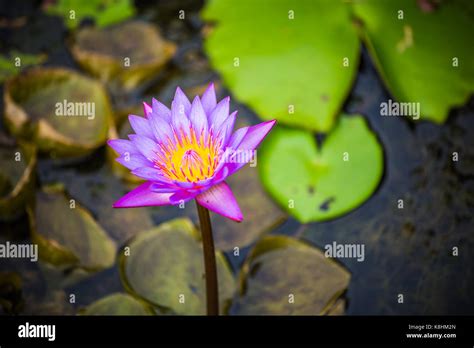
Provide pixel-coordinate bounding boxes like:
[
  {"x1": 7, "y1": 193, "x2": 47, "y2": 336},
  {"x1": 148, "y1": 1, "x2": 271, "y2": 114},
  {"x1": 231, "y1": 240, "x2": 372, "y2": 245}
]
[{"x1": 108, "y1": 84, "x2": 276, "y2": 222}]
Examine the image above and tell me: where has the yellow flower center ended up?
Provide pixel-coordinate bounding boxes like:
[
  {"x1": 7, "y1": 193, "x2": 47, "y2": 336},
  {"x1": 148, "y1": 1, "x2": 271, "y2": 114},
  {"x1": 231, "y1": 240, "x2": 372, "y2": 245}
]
[{"x1": 156, "y1": 128, "x2": 221, "y2": 183}]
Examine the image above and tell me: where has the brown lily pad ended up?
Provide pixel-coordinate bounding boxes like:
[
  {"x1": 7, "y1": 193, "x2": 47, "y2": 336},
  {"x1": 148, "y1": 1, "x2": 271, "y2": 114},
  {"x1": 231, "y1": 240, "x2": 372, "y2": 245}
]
[
  {"x1": 71, "y1": 21, "x2": 176, "y2": 91},
  {"x1": 0, "y1": 138, "x2": 36, "y2": 220},
  {"x1": 3, "y1": 68, "x2": 112, "y2": 157},
  {"x1": 79, "y1": 293, "x2": 155, "y2": 315},
  {"x1": 234, "y1": 235, "x2": 350, "y2": 315},
  {"x1": 28, "y1": 184, "x2": 116, "y2": 271},
  {"x1": 120, "y1": 218, "x2": 235, "y2": 315},
  {"x1": 212, "y1": 165, "x2": 287, "y2": 251}
]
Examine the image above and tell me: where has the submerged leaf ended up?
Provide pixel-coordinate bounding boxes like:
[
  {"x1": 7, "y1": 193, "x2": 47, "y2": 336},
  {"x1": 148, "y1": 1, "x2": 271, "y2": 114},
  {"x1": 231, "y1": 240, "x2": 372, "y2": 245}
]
[
  {"x1": 259, "y1": 115, "x2": 383, "y2": 223},
  {"x1": 234, "y1": 235, "x2": 350, "y2": 315},
  {"x1": 28, "y1": 185, "x2": 116, "y2": 271},
  {"x1": 120, "y1": 218, "x2": 235, "y2": 315},
  {"x1": 3, "y1": 68, "x2": 112, "y2": 157},
  {"x1": 71, "y1": 21, "x2": 176, "y2": 91},
  {"x1": 79, "y1": 293, "x2": 154, "y2": 315},
  {"x1": 0, "y1": 140, "x2": 36, "y2": 220}
]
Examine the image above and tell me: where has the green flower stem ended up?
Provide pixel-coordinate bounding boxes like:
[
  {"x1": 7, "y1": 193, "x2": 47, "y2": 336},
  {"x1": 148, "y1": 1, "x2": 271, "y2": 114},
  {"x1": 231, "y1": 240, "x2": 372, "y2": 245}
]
[{"x1": 195, "y1": 201, "x2": 219, "y2": 315}]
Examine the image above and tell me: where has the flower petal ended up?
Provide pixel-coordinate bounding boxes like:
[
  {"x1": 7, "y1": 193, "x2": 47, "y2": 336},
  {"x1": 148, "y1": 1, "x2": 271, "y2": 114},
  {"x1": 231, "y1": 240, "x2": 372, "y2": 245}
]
[
  {"x1": 196, "y1": 182, "x2": 243, "y2": 222},
  {"x1": 173, "y1": 87, "x2": 191, "y2": 115},
  {"x1": 171, "y1": 100, "x2": 191, "y2": 138},
  {"x1": 201, "y1": 83, "x2": 217, "y2": 116},
  {"x1": 132, "y1": 167, "x2": 170, "y2": 182},
  {"x1": 143, "y1": 102, "x2": 152, "y2": 117},
  {"x1": 216, "y1": 110, "x2": 237, "y2": 146},
  {"x1": 113, "y1": 182, "x2": 172, "y2": 208},
  {"x1": 226, "y1": 119, "x2": 276, "y2": 175},
  {"x1": 107, "y1": 139, "x2": 138, "y2": 155},
  {"x1": 129, "y1": 134, "x2": 161, "y2": 162},
  {"x1": 129, "y1": 115, "x2": 155, "y2": 139},
  {"x1": 189, "y1": 96, "x2": 208, "y2": 137},
  {"x1": 152, "y1": 98, "x2": 171, "y2": 121},
  {"x1": 226, "y1": 126, "x2": 248, "y2": 149},
  {"x1": 116, "y1": 153, "x2": 150, "y2": 170},
  {"x1": 208, "y1": 96, "x2": 229, "y2": 131},
  {"x1": 169, "y1": 190, "x2": 198, "y2": 205},
  {"x1": 148, "y1": 111, "x2": 174, "y2": 143}
]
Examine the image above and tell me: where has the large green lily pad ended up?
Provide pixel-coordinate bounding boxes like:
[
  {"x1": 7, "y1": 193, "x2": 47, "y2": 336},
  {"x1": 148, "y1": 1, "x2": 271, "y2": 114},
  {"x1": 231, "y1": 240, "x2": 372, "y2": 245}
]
[
  {"x1": 353, "y1": 0, "x2": 474, "y2": 123},
  {"x1": 4, "y1": 68, "x2": 112, "y2": 157},
  {"x1": 28, "y1": 185, "x2": 116, "y2": 271},
  {"x1": 71, "y1": 21, "x2": 176, "y2": 91},
  {"x1": 212, "y1": 165, "x2": 287, "y2": 251},
  {"x1": 0, "y1": 139, "x2": 36, "y2": 220},
  {"x1": 259, "y1": 115, "x2": 383, "y2": 223},
  {"x1": 120, "y1": 218, "x2": 235, "y2": 315},
  {"x1": 79, "y1": 293, "x2": 154, "y2": 315},
  {"x1": 202, "y1": 0, "x2": 359, "y2": 132},
  {"x1": 234, "y1": 235, "x2": 350, "y2": 315}
]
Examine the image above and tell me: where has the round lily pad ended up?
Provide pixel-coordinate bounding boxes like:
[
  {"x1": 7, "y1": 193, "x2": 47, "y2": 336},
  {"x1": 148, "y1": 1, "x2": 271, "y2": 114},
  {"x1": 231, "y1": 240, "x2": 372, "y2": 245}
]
[
  {"x1": 202, "y1": 0, "x2": 359, "y2": 132},
  {"x1": 120, "y1": 218, "x2": 235, "y2": 315},
  {"x1": 259, "y1": 115, "x2": 383, "y2": 223},
  {"x1": 0, "y1": 139, "x2": 36, "y2": 220},
  {"x1": 79, "y1": 293, "x2": 154, "y2": 315},
  {"x1": 353, "y1": 0, "x2": 474, "y2": 123},
  {"x1": 233, "y1": 235, "x2": 350, "y2": 315},
  {"x1": 71, "y1": 21, "x2": 176, "y2": 91},
  {"x1": 212, "y1": 166, "x2": 287, "y2": 251},
  {"x1": 28, "y1": 185, "x2": 116, "y2": 271},
  {"x1": 3, "y1": 68, "x2": 112, "y2": 157}
]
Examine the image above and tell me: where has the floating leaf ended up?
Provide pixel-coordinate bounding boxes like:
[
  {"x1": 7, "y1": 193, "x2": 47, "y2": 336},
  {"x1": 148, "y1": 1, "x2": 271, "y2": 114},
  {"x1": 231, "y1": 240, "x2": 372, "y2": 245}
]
[
  {"x1": 120, "y1": 218, "x2": 235, "y2": 315},
  {"x1": 259, "y1": 115, "x2": 383, "y2": 223},
  {"x1": 71, "y1": 21, "x2": 176, "y2": 91},
  {"x1": 202, "y1": 0, "x2": 359, "y2": 132},
  {"x1": 0, "y1": 51, "x2": 46, "y2": 83},
  {"x1": 28, "y1": 185, "x2": 116, "y2": 271},
  {"x1": 212, "y1": 166, "x2": 287, "y2": 251},
  {"x1": 233, "y1": 235, "x2": 350, "y2": 315},
  {"x1": 79, "y1": 293, "x2": 154, "y2": 315},
  {"x1": 3, "y1": 68, "x2": 112, "y2": 157},
  {"x1": 0, "y1": 140, "x2": 36, "y2": 220},
  {"x1": 353, "y1": 0, "x2": 474, "y2": 123},
  {"x1": 45, "y1": 0, "x2": 135, "y2": 29}
]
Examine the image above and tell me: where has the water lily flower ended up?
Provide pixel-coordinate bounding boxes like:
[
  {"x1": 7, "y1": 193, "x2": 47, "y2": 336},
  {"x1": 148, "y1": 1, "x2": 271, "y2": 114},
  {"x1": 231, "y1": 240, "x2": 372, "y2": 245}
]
[{"x1": 108, "y1": 84, "x2": 276, "y2": 222}]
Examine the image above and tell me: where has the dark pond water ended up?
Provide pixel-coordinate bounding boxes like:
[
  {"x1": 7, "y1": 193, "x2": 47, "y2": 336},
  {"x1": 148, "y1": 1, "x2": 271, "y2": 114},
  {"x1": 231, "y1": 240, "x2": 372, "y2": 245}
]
[{"x1": 0, "y1": 0, "x2": 473, "y2": 315}]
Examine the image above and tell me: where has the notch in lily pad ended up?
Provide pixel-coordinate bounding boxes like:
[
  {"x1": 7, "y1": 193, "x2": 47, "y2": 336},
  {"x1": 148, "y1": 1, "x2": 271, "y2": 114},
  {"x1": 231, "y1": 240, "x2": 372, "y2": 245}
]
[
  {"x1": 3, "y1": 68, "x2": 112, "y2": 158},
  {"x1": 233, "y1": 235, "x2": 350, "y2": 315},
  {"x1": 119, "y1": 218, "x2": 235, "y2": 315},
  {"x1": 27, "y1": 184, "x2": 116, "y2": 272},
  {"x1": 71, "y1": 21, "x2": 176, "y2": 91},
  {"x1": 0, "y1": 137, "x2": 36, "y2": 220},
  {"x1": 259, "y1": 115, "x2": 383, "y2": 223}
]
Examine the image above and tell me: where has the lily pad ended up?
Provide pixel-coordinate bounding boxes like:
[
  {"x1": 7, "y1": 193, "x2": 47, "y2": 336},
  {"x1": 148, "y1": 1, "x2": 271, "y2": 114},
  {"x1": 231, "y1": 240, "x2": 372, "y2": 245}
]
[
  {"x1": 212, "y1": 165, "x2": 287, "y2": 251},
  {"x1": 3, "y1": 68, "x2": 112, "y2": 157},
  {"x1": 71, "y1": 21, "x2": 176, "y2": 91},
  {"x1": 353, "y1": 0, "x2": 474, "y2": 123},
  {"x1": 259, "y1": 115, "x2": 383, "y2": 223},
  {"x1": 28, "y1": 185, "x2": 116, "y2": 271},
  {"x1": 120, "y1": 218, "x2": 235, "y2": 315},
  {"x1": 0, "y1": 139, "x2": 36, "y2": 220},
  {"x1": 0, "y1": 51, "x2": 47, "y2": 83},
  {"x1": 202, "y1": 0, "x2": 359, "y2": 132},
  {"x1": 45, "y1": 0, "x2": 135, "y2": 29},
  {"x1": 79, "y1": 293, "x2": 154, "y2": 315},
  {"x1": 233, "y1": 235, "x2": 350, "y2": 315}
]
